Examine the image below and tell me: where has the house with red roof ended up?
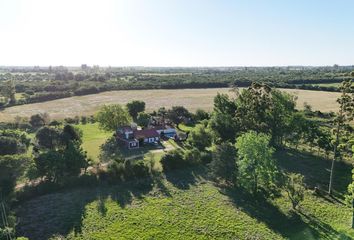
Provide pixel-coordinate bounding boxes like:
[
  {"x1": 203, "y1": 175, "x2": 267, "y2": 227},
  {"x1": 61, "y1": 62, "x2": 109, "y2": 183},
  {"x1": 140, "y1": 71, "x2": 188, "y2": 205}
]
[{"x1": 116, "y1": 125, "x2": 160, "y2": 149}]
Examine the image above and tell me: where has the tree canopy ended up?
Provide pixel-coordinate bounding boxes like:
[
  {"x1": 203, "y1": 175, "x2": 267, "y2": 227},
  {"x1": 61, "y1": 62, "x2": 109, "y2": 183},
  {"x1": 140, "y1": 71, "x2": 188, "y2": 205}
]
[{"x1": 96, "y1": 104, "x2": 132, "y2": 131}]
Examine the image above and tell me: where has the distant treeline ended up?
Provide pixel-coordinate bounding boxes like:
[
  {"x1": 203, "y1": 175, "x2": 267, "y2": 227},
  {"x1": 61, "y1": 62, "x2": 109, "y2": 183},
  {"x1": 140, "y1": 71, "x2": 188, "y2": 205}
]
[{"x1": 1, "y1": 66, "x2": 353, "y2": 108}]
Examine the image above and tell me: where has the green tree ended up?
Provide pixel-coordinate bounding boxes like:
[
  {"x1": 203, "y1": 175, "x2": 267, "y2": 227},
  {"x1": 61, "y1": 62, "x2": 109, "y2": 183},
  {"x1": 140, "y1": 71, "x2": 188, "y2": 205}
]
[
  {"x1": 166, "y1": 106, "x2": 191, "y2": 127},
  {"x1": 34, "y1": 143, "x2": 88, "y2": 182},
  {"x1": 160, "y1": 149, "x2": 186, "y2": 171},
  {"x1": 96, "y1": 104, "x2": 132, "y2": 131},
  {"x1": 0, "y1": 154, "x2": 30, "y2": 239},
  {"x1": 183, "y1": 148, "x2": 202, "y2": 165},
  {"x1": 187, "y1": 124, "x2": 212, "y2": 151},
  {"x1": 61, "y1": 124, "x2": 83, "y2": 146},
  {"x1": 0, "y1": 79, "x2": 16, "y2": 105},
  {"x1": 35, "y1": 126, "x2": 61, "y2": 150},
  {"x1": 269, "y1": 90, "x2": 296, "y2": 146},
  {"x1": 29, "y1": 113, "x2": 50, "y2": 128},
  {"x1": 194, "y1": 109, "x2": 210, "y2": 122},
  {"x1": 235, "y1": 83, "x2": 273, "y2": 135},
  {"x1": 284, "y1": 173, "x2": 305, "y2": 210},
  {"x1": 329, "y1": 80, "x2": 353, "y2": 195},
  {"x1": 0, "y1": 155, "x2": 29, "y2": 199},
  {"x1": 34, "y1": 150, "x2": 65, "y2": 182},
  {"x1": 209, "y1": 143, "x2": 236, "y2": 183},
  {"x1": 136, "y1": 112, "x2": 151, "y2": 128},
  {"x1": 213, "y1": 93, "x2": 237, "y2": 115},
  {"x1": 126, "y1": 100, "x2": 146, "y2": 120},
  {"x1": 286, "y1": 112, "x2": 308, "y2": 149},
  {"x1": 209, "y1": 112, "x2": 238, "y2": 143},
  {"x1": 236, "y1": 131, "x2": 277, "y2": 193}
]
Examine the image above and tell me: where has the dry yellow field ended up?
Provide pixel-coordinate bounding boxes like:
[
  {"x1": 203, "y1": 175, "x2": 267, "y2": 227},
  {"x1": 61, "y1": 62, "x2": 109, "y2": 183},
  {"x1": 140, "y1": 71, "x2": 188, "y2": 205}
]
[{"x1": 0, "y1": 88, "x2": 340, "y2": 122}]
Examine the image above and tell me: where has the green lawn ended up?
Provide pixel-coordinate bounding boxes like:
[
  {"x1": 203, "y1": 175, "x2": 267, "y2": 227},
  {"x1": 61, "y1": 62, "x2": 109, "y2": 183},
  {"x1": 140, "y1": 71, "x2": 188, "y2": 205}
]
[
  {"x1": 15, "y1": 148, "x2": 354, "y2": 240},
  {"x1": 178, "y1": 123, "x2": 196, "y2": 132},
  {"x1": 76, "y1": 123, "x2": 112, "y2": 162}
]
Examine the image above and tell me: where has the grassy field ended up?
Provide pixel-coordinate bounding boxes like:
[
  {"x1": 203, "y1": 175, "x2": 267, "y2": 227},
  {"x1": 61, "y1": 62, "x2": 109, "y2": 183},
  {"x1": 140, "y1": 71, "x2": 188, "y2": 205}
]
[
  {"x1": 15, "y1": 148, "x2": 354, "y2": 240},
  {"x1": 76, "y1": 123, "x2": 175, "y2": 163},
  {"x1": 0, "y1": 88, "x2": 341, "y2": 122},
  {"x1": 311, "y1": 83, "x2": 341, "y2": 87},
  {"x1": 75, "y1": 123, "x2": 112, "y2": 162}
]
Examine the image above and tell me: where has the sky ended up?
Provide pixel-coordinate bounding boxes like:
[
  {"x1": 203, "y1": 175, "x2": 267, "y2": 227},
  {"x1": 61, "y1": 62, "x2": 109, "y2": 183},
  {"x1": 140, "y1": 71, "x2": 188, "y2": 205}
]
[{"x1": 0, "y1": 0, "x2": 353, "y2": 67}]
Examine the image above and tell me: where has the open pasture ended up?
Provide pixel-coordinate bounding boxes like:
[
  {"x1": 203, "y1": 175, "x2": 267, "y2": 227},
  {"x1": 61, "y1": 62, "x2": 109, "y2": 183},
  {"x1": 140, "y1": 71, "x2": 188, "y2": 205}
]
[{"x1": 0, "y1": 88, "x2": 340, "y2": 121}]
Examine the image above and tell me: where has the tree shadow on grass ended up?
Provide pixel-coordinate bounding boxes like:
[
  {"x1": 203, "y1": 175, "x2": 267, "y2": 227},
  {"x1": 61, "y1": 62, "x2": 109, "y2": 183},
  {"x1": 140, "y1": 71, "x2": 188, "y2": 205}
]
[
  {"x1": 16, "y1": 176, "x2": 155, "y2": 240},
  {"x1": 219, "y1": 187, "x2": 350, "y2": 239},
  {"x1": 164, "y1": 166, "x2": 206, "y2": 190},
  {"x1": 275, "y1": 149, "x2": 352, "y2": 199},
  {"x1": 298, "y1": 211, "x2": 352, "y2": 240}
]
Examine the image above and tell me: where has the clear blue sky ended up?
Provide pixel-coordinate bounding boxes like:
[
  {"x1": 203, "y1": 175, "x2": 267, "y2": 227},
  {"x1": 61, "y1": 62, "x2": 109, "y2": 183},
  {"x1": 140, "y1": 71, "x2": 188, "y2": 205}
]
[{"x1": 0, "y1": 0, "x2": 353, "y2": 66}]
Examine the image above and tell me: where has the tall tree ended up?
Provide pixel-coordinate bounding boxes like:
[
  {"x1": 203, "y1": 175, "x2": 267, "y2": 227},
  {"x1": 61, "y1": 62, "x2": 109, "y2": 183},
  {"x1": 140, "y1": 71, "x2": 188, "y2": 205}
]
[
  {"x1": 136, "y1": 112, "x2": 151, "y2": 128},
  {"x1": 126, "y1": 100, "x2": 146, "y2": 120},
  {"x1": 329, "y1": 80, "x2": 353, "y2": 195},
  {"x1": 209, "y1": 143, "x2": 237, "y2": 183},
  {"x1": 166, "y1": 106, "x2": 190, "y2": 127},
  {"x1": 0, "y1": 79, "x2": 16, "y2": 105},
  {"x1": 96, "y1": 104, "x2": 132, "y2": 131},
  {"x1": 236, "y1": 131, "x2": 277, "y2": 193}
]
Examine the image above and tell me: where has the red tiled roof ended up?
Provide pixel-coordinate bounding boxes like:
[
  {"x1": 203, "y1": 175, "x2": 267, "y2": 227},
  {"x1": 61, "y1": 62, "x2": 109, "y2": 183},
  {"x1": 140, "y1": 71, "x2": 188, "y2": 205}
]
[{"x1": 134, "y1": 129, "x2": 159, "y2": 139}]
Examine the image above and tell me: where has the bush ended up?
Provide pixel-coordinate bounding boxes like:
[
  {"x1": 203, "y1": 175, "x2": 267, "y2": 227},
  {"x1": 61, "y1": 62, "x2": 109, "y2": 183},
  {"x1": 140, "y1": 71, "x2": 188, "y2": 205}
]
[
  {"x1": 160, "y1": 149, "x2": 187, "y2": 172},
  {"x1": 200, "y1": 151, "x2": 212, "y2": 164},
  {"x1": 183, "y1": 148, "x2": 201, "y2": 165},
  {"x1": 107, "y1": 159, "x2": 150, "y2": 181}
]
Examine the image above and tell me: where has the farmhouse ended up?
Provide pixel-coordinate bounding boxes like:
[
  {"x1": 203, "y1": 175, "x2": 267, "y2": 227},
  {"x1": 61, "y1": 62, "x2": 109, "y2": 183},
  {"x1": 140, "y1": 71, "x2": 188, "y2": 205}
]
[
  {"x1": 151, "y1": 125, "x2": 177, "y2": 138},
  {"x1": 116, "y1": 126, "x2": 160, "y2": 149}
]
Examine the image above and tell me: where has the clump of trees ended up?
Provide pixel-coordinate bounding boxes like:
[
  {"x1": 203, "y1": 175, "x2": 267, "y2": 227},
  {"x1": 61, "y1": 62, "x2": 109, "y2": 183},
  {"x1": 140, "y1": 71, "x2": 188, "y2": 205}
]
[{"x1": 33, "y1": 125, "x2": 89, "y2": 183}]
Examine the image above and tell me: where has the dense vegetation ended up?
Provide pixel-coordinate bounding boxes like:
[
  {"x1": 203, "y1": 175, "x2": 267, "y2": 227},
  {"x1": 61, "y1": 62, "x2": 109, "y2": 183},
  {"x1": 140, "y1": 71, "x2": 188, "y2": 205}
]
[
  {"x1": 1, "y1": 79, "x2": 354, "y2": 239},
  {"x1": 1, "y1": 65, "x2": 354, "y2": 108}
]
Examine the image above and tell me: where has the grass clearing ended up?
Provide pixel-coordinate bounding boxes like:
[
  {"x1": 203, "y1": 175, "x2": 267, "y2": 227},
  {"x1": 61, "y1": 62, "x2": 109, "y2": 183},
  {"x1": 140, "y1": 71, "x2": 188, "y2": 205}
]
[
  {"x1": 15, "y1": 149, "x2": 354, "y2": 240},
  {"x1": 76, "y1": 123, "x2": 112, "y2": 162},
  {"x1": 0, "y1": 88, "x2": 341, "y2": 122}
]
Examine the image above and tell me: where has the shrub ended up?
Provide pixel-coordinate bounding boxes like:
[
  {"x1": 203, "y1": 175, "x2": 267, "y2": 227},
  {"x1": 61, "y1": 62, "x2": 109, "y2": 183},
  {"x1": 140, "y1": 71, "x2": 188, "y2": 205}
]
[
  {"x1": 124, "y1": 160, "x2": 150, "y2": 179},
  {"x1": 200, "y1": 151, "x2": 212, "y2": 164},
  {"x1": 107, "y1": 159, "x2": 150, "y2": 181},
  {"x1": 160, "y1": 149, "x2": 186, "y2": 172},
  {"x1": 284, "y1": 173, "x2": 305, "y2": 210},
  {"x1": 183, "y1": 148, "x2": 201, "y2": 165}
]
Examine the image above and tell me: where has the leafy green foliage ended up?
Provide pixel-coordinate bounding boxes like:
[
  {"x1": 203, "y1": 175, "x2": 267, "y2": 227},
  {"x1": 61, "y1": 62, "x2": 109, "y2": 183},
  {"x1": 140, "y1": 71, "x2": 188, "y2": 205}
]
[
  {"x1": 96, "y1": 104, "x2": 132, "y2": 131},
  {"x1": 0, "y1": 130, "x2": 30, "y2": 155},
  {"x1": 194, "y1": 109, "x2": 210, "y2": 121},
  {"x1": 34, "y1": 142, "x2": 88, "y2": 183},
  {"x1": 35, "y1": 126, "x2": 61, "y2": 150},
  {"x1": 136, "y1": 112, "x2": 151, "y2": 128},
  {"x1": 283, "y1": 173, "x2": 305, "y2": 210},
  {"x1": 236, "y1": 131, "x2": 278, "y2": 193},
  {"x1": 29, "y1": 113, "x2": 49, "y2": 128},
  {"x1": 126, "y1": 100, "x2": 146, "y2": 120},
  {"x1": 186, "y1": 125, "x2": 212, "y2": 151},
  {"x1": 166, "y1": 106, "x2": 190, "y2": 126},
  {"x1": 209, "y1": 143, "x2": 236, "y2": 182},
  {"x1": 0, "y1": 155, "x2": 30, "y2": 198},
  {"x1": 160, "y1": 149, "x2": 187, "y2": 171}
]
